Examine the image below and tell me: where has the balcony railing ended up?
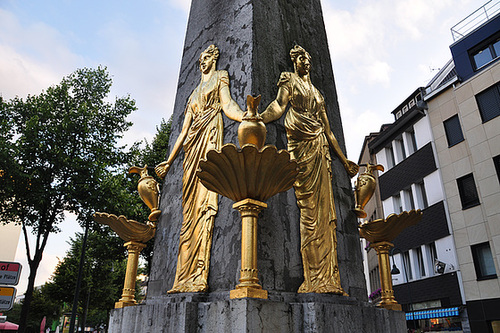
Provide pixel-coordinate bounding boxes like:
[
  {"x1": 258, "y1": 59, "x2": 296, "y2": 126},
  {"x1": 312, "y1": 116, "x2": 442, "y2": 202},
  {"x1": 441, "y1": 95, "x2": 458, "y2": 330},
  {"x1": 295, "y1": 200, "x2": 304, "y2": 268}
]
[{"x1": 451, "y1": 0, "x2": 500, "y2": 42}]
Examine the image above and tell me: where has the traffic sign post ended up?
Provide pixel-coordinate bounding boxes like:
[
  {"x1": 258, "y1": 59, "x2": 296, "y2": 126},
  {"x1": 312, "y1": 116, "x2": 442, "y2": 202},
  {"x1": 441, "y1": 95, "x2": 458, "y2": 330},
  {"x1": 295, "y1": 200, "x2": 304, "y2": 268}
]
[
  {"x1": 0, "y1": 262, "x2": 22, "y2": 286},
  {"x1": 0, "y1": 287, "x2": 16, "y2": 311},
  {"x1": 0, "y1": 262, "x2": 22, "y2": 312}
]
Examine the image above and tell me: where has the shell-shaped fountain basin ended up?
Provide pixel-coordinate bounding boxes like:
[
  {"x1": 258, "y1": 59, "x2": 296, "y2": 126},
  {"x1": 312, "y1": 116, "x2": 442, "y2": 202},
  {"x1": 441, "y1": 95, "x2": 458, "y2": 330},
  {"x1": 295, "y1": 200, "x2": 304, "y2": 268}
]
[
  {"x1": 197, "y1": 143, "x2": 298, "y2": 202},
  {"x1": 93, "y1": 212, "x2": 156, "y2": 243},
  {"x1": 358, "y1": 209, "x2": 423, "y2": 243}
]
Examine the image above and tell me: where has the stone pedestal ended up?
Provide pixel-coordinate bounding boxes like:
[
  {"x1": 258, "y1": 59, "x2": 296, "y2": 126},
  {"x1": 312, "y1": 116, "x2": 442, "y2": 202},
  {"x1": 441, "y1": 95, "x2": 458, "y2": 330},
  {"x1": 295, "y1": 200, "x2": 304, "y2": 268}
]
[{"x1": 108, "y1": 293, "x2": 406, "y2": 333}]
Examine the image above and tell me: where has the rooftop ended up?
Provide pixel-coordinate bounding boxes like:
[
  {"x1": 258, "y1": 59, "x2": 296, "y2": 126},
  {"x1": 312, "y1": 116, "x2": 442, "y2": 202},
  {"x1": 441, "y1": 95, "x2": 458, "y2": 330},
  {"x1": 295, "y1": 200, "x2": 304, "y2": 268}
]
[{"x1": 451, "y1": 0, "x2": 500, "y2": 42}]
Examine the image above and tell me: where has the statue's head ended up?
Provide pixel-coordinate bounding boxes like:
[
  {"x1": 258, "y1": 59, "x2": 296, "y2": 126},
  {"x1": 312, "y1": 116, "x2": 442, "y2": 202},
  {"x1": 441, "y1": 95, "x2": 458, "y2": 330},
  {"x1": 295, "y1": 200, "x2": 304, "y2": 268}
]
[
  {"x1": 199, "y1": 44, "x2": 219, "y2": 74},
  {"x1": 290, "y1": 45, "x2": 311, "y2": 77}
]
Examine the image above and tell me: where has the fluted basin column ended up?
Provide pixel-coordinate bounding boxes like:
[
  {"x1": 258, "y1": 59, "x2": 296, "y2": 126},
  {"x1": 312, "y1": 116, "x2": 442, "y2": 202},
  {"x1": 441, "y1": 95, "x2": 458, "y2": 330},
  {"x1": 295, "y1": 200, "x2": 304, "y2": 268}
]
[
  {"x1": 371, "y1": 241, "x2": 401, "y2": 311},
  {"x1": 358, "y1": 210, "x2": 422, "y2": 310},
  {"x1": 230, "y1": 198, "x2": 268, "y2": 299},
  {"x1": 116, "y1": 241, "x2": 147, "y2": 308}
]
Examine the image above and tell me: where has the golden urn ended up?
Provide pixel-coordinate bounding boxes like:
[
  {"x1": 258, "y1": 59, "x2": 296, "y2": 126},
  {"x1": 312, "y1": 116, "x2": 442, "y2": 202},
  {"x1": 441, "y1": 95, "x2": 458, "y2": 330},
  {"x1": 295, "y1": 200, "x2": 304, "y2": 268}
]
[
  {"x1": 354, "y1": 164, "x2": 384, "y2": 218},
  {"x1": 237, "y1": 95, "x2": 266, "y2": 149},
  {"x1": 129, "y1": 165, "x2": 161, "y2": 222}
]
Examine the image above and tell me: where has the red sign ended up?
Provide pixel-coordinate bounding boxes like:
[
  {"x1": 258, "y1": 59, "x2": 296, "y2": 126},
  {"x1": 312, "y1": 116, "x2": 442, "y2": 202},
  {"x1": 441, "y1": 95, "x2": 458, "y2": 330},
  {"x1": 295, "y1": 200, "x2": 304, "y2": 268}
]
[{"x1": 0, "y1": 262, "x2": 22, "y2": 286}]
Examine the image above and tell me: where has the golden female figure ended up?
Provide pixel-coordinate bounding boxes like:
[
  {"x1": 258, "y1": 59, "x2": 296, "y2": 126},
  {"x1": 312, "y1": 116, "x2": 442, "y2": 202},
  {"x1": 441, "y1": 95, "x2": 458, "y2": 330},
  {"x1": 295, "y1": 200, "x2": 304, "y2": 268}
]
[
  {"x1": 261, "y1": 45, "x2": 358, "y2": 294},
  {"x1": 156, "y1": 45, "x2": 243, "y2": 293}
]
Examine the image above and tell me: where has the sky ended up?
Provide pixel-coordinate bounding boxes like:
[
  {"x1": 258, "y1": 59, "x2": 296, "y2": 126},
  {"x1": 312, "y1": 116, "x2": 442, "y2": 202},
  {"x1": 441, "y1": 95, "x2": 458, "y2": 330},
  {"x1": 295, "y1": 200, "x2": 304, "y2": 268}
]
[{"x1": 0, "y1": 0, "x2": 486, "y2": 294}]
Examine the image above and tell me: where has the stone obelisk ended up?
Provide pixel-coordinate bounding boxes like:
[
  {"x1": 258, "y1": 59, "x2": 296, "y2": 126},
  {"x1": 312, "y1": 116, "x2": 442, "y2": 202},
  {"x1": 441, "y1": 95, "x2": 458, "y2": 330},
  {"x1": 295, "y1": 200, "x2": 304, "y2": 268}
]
[{"x1": 108, "y1": 0, "x2": 406, "y2": 332}]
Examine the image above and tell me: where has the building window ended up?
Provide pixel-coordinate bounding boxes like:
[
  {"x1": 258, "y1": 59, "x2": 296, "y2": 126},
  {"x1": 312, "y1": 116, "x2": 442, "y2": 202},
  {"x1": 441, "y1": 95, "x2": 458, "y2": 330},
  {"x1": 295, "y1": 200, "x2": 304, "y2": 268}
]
[
  {"x1": 471, "y1": 242, "x2": 497, "y2": 280},
  {"x1": 403, "y1": 251, "x2": 413, "y2": 281},
  {"x1": 472, "y1": 46, "x2": 494, "y2": 69},
  {"x1": 403, "y1": 188, "x2": 415, "y2": 211},
  {"x1": 386, "y1": 146, "x2": 396, "y2": 169},
  {"x1": 394, "y1": 137, "x2": 406, "y2": 162},
  {"x1": 393, "y1": 194, "x2": 403, "y2": 213},
  {"x1": 443, "y1": 115, "x2": 465, "y2": 147},
  {"x1": 471, "y1": 37, "x2": 500, "y2": 70},
  {"x1": 476, "y1": 82, "x2": 500, "y2": 123},
  {"x1": 369, "y1": 266, "x2": 381, "y2": 294},
  {"x1": 406, "y1": 129, "x2": 418, "y2": 155},
  {"x1": 494, "y1": 155, "x2": 500, "y2": 185},
  {"x1": 415, "y1": 181, "x2": 428, "y2": 209},
  {"x1": 416, "y1": 247, "x2": 426, "y2": 278},
  {"x1": 427, "y1": 242, "x2": 437, "y2": 277},
  {"x1": 457, "y1": 173, "x2": 480, "y2": 209}
]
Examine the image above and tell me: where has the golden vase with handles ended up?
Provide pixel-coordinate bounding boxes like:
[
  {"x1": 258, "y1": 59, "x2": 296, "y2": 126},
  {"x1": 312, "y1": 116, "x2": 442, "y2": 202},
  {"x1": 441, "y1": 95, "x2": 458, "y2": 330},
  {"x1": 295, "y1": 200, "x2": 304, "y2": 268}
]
[
  {"x1": 237, "y1": 95, "x2": 266, "y2": 149},
  {"x1": 129, "y1": 165, "x2": 161, "y2": 222},
  {"x1": 354, "y1": 164, "x2": 384, "y2": 218}
]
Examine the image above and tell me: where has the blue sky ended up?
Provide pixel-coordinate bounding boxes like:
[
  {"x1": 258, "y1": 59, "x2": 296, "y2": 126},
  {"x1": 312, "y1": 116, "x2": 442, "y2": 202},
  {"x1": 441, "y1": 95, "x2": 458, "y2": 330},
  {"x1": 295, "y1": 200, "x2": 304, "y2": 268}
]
[{"x1": 0, "y1": 0, "x2": 484, "y2": 293}]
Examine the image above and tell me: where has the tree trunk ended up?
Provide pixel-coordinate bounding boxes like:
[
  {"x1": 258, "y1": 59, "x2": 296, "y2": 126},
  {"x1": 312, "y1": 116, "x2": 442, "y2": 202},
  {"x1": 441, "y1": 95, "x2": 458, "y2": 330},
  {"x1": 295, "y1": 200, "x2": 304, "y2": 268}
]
[{"x1": 18, "y1": 251, "x2": 42, "y2": 333}]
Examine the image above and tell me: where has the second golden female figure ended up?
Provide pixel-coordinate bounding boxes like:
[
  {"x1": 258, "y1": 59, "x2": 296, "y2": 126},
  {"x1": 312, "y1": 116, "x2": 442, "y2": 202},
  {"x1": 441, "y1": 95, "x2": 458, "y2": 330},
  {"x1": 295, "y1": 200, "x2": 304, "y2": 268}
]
[{"x1": 261, "y1": 45, "x2": 358, "y2": 294}]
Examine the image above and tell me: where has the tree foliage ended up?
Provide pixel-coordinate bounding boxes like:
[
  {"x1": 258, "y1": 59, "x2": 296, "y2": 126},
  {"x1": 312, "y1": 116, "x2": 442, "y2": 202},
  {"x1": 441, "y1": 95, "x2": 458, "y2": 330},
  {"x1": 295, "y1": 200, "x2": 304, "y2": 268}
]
[
  {"x1": 0, "y1": 65, "x2": 172, "y2": 332},
  {"x1": 0, "y1": 67, "x2": 136, "y2": 332},
  {"x1": 45, "y1": 230, "x2": 128, "y2": 331}
]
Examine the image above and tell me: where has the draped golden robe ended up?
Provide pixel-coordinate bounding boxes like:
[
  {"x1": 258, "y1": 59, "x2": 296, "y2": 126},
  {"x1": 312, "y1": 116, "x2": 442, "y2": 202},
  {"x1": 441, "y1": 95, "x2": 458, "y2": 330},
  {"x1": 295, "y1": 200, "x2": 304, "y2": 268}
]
[
  {"x1": 279, "y1": 72, "x2": 343, "y2": 294},
  {"x1": 169, "y1": 70, "x2": 228, "y2": 293}
]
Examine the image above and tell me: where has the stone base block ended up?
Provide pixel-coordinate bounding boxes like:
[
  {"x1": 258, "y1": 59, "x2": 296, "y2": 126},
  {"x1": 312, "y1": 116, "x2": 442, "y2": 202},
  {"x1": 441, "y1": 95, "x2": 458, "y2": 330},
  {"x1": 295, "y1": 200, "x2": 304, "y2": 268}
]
[
  {"x1": 230, "y1": 287, "x2": 268, "y2": 299},
  {"x1": 108, "y1": 292, "x2": 406, "y2": 333}
]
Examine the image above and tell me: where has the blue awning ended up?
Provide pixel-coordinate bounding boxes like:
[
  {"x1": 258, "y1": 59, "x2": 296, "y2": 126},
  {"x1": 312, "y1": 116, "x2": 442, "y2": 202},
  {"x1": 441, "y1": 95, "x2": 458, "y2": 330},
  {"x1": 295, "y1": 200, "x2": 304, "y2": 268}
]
[{"x1": 406, "y1": 307, "x2": 460, "y2": 320}]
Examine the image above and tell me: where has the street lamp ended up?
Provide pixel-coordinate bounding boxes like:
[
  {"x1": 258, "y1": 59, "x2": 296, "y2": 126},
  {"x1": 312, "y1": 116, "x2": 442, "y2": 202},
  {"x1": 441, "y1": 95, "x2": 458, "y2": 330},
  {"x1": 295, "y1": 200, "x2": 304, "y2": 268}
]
[{"x1": 390, "y1": 247, "x2": 416, "y2": 330}]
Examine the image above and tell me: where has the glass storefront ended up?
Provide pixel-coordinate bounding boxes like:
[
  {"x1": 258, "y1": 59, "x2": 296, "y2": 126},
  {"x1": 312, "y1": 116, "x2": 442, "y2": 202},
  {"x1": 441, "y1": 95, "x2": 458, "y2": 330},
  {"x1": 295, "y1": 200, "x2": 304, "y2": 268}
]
[{"x1": 406, "y1": 307, "x2": 463, "y2": 332}]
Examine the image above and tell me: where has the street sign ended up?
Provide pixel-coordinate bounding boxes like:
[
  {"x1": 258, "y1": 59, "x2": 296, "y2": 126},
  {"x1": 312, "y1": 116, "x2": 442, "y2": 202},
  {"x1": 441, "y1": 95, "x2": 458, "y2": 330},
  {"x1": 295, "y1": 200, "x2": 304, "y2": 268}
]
[
  {"x1": 0, "y1": 287, "x2": 16, "y2": 311},
  {"x1": 0, "y1": 262, "x2": 22, "y2": 286}
]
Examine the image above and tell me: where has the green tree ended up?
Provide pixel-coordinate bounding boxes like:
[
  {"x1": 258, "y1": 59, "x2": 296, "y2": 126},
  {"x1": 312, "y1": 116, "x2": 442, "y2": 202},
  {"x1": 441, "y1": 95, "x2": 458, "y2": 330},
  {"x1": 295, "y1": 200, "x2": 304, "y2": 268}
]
[
  {"x1": 43, "y1": 229, "x2": 127, "y2": 332},
  {"x1": 37, "y1": 118, "x2": 172, "y2": 331},
  {"x1": 5, "y1": 283, "x2": 63, "y2": 333},
  {"x1": 0, "y1": 67, "x2": 136, "y2": 333},
  {"x1": 134, "y1": 117, "x2": 172, "y2": 167}
]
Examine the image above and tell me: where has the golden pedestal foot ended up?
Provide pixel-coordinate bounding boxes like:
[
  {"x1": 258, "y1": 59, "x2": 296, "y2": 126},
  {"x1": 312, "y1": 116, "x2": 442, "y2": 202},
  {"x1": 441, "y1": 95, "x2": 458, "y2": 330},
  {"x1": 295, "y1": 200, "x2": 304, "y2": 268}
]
[
  {"x1": 114, "y1": 300, "x2": 137, "y2": 309},
  {"x1": 377, "y1": 302, "x2": 402, "y2": 311},
  {"x1": 230, "y1": 287, "x2": 268, "y2": 300}
]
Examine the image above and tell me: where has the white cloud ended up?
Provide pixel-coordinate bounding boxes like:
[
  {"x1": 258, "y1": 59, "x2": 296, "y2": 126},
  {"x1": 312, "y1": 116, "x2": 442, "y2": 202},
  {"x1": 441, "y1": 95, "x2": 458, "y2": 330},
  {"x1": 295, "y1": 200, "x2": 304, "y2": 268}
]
[
  {"x1": 0, "y1": 9, "x2": 83, "y2": 99},
  {"x1": 168, "y1": 0, "x2": 191, "y2": 13},
  {"x1": 394, "y1": 0, "x2": 453, "y2": 39},
  {"x1": 0, "y1": 44, "x2": 60, "y2": 99},
  {"x1": 364, "y1": 60, "x2": 393, "y2": 85}
]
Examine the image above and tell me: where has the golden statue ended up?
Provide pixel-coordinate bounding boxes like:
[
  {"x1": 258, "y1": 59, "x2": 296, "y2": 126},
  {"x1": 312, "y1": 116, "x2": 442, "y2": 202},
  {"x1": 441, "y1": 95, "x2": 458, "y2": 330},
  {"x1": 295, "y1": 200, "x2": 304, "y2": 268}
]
[
  {"x1": 155, "y1": 45, "x2": 244, "y2": 293},
  {"x1": 260, "y1": 45, "x2": 358, "y2": 294}
]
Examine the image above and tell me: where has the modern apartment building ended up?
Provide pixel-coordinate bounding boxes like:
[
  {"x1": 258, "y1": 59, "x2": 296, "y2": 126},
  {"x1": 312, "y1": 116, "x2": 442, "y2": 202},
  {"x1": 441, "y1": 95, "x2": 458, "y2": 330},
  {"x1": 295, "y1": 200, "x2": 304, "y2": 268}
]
[
  {"x1": 359, "y1": 2, "x2": 500, "y2": 332},
  {"x1": 423, "y1": 5, "x2": 500, "y2": 331},
  {"x1": 359, "y1": 87, "x2": 466, "y2": 332}
]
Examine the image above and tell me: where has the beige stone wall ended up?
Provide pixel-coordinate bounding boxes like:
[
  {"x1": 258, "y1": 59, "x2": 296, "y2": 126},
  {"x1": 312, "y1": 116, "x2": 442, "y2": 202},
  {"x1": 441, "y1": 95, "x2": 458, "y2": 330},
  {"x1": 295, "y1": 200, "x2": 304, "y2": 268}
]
[
  {"x1": 427, "y1": 61, "x2": 500, "y2": 302},
  {"x1": 0, "y1": 223, "x2": 21, "y2": 262}
]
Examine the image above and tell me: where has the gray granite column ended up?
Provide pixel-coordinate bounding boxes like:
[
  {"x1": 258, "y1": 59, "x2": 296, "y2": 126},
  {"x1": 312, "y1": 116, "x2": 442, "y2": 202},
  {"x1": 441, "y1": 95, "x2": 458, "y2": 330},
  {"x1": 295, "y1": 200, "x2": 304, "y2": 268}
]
[{"x1": 148, "y1": 0, "x2": 367, "y2": 301}]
